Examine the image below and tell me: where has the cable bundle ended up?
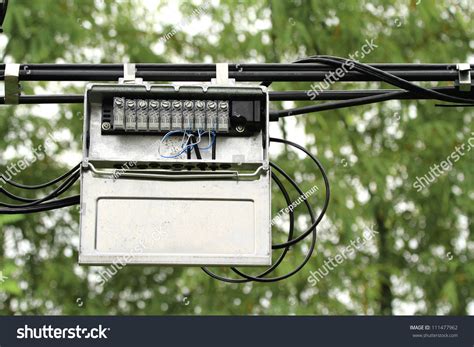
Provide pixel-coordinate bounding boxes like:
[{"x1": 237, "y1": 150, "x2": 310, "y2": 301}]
[{"x1": 0, "y1": 163, "x2": 81, "y2": 214}]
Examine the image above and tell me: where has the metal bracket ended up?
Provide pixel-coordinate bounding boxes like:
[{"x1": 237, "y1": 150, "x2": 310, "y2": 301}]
[
  {"x1": 4, "y1": 63, "x2": 20, "y2": 104},
  {"x1": 119, "y1": 63, "x2": 143, "y2": 84},
  {"x1": 456, "y1": 63, "x2": 471, "y2": 92},
  {"x1": 211, "y1": 63, "x2": 235, "y2": 85}
]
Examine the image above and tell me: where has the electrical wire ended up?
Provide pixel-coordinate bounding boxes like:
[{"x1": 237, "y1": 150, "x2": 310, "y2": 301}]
[
  {"x1": 201, "y1": 168, "x2": 301, "y2": 283},
  {"x1": 202, "y1": 137, "x2": 330, "y2": 283},
  {"x1": 0, "y1": 170, "x2": 79, "y2": 208},
  {"x1": 1, "y1": 162, "x2": 80, "y2": 190},
  {"x1": 0, "y1": 195, "x2": 80, "y2": 214},
  {"x1": 269, "y1": 137, "x2": 330, "y2": 249},
  {"x1": 269, "y1": 55, "x2": 474, "y2": 119},
  {"x1": 0, "y1": 0, "x2": 7, "y2": 33}
]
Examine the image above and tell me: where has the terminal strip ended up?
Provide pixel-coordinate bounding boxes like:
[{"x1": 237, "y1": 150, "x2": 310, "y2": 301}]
[{"x1": 111, "y1": 97, "x2": 229, "y2": 133}]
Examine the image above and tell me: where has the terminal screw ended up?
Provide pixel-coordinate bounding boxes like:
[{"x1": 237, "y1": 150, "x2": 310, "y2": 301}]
[
  {"x1": 184, "y1": 101, "x2": 193, "y2": 109},
  {"x1": 102, "y1": 122, "x2": 111, "y2": 131},
  {"x1": 161, "y1": 100, "x2": 171, "y2": 110},
  {"x1": 195, "y1": 101, "x2": 205, "y2": 110},
  {"x1": 208, "y1": 101, "x2": 217, "y2": 110},
  {"x1": 219, "y1": 101, "x2": 228, "y2": 110},
  {"x1": 149, "y1": 100, "x2": 159, "y2": 109}
]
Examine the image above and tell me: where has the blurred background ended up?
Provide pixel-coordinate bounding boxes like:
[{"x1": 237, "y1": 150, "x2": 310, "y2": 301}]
[{"x1": 0, "y1": 0, "x2": 473, "y2": 315}]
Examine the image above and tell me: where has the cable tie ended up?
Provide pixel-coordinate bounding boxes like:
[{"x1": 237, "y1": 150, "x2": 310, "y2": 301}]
[
  {"x1": 4, "y1": 63, "x2": 20, "y2": 104},
  {"x1": 456, "y1": 63, "x2": 471, "y2": 92},
  {"x1": 212, "y1": 63, "x2": 235, "y2": 85},
  {"x1": 119, "y1": 63, "x2": 143, "y2": 84}
]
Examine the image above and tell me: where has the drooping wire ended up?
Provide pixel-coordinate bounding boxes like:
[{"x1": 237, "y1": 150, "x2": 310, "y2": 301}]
[
  {"x1": 269, "y1": 55, "x2": 474, "y2": 119},
  {"x1": 201, "y1": 169, "x2": 299, "y2": 283},
  {"x1": 0, "y1": 162, "x2": 80, "y2": 190},
  {"x1": 0, "y1": 170, "x2": 80, "y2": 208},
  {"x1": 202, "y1": 137, "x2": 330, "y2": 283}
]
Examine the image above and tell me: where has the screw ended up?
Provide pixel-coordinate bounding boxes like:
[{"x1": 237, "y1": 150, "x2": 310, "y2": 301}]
[
  {"x1": 219, "y1": 101, "x2": 228, "y2": 110},
  {"x1": 172, "y1": 100, "x2": 182, "y2": 109},
  {"x1": 138, "y1": 100, "x2": 147, "y2": 108},
  {"x1": 102, "y1": 122, "x2": 111, "y2": 130},
  {"x1": 208, "y1": 101, "x2": 217, "y2": 110},
  {"x1": 114, "y1": 98, "x2": 123, "y2": 106},
  {"x1": 236, "y1": 125, "x2": 245, "y2": 133},
  {"x1": 184, "y1": 101, "x2": 193, "y2": 109},
  {"x1": 149, "y1": 100, "x2": 159, "y2": 109},
  {"x1": 126, "y1": 100, "x2": 135, "y2": 108},
  {"x1": 195, "y1": 101, "x2": 205, "y2": 110},
  {"x1": 161, "y1": 101, "x2": 171, "y2": 109}
]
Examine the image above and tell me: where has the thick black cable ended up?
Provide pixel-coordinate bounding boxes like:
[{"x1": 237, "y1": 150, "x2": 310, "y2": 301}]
[
  {"x1": 0, "y1": 170, "x2": 79, "y2": 208},
  {"x1": 270, "y1": 55, "x2": 474, "y2": 119},
  {"x1": 2, "y1": 87, "x2": 473, "y2": 105},
  {"x1": 0, "y1": 195, "x2": 80, "y2": 214},
  {"x1": 300, "y1": 56, "x2": 474, "y2": 104},
  {"x1": 1, "y1": 163, "x2": 80, "y2": 190},
  {"x1": 0, "y1": 187, "x2": 38, "y2": 202},
  {"x1": 270, "y1": 90, "x2": 405, "y2": 120}
]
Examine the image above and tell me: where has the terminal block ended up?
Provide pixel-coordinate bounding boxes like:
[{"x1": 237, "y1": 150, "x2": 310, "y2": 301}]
[{"x1": 99, "y1": 85, "x2": 265, "y2": 136}]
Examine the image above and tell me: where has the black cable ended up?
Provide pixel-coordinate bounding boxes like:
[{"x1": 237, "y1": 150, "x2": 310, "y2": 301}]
[
  {"x1": 211, "y1": 134, "x2": 217, "y2": 160},
  {"x1": 296, "y1": 56, "x2": 474, "y2": 104},
  {"x1": 0, "y1": 170, "x2": 79, "y2": 208},
  {"x1": 0, "y1": 0, "x2": 8, "y2": 33},
  {"x1": 0, "y1": 187, "x2": 38, "y2": 202},
  {"x1": 269, "y1": 137, "x2": 330, "y2": 249},
  {"x1": 270, "y1": 90, "x2": 405, "y2": 120},
  {"x1": 2, "y1": 87, "x2": 473, "y2": 105},
  {"x1": 191, "y1": 135, "x2": 202, "y2": 160},
  {"x1": 0, "y1": 195, "x2": 80, "y2": 214},
  {"x1": 270, "y1": 55, "x2": 474, "y2": 119},
  {"x1": 1, "y1": 163, "x2": 80, "y2": 190},
  {"x1": 229, "y1": 162, "x2": 318, "y2": 283},
  {"x1": 202, "y1": 137, "x2": 331, "y2": 283},
  {"x1": 202, "y1": 171, "x2": 297, "y2": 283}
]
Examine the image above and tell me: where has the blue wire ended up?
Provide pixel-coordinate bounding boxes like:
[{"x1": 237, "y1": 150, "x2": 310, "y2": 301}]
[{"x1": 199, "y1": 131, "x2": 216, "y2": 151}]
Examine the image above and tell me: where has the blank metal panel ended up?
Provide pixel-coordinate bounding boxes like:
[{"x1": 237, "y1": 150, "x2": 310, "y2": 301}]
[
  {"x1": 79, "y1": 170, "x2": 271, "y2": 266},
  {"x1": 95, "y1": 198, "x2": 256, "y2": 254}
]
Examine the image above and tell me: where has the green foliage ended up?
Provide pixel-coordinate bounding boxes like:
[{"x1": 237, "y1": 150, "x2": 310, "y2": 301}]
[{"x1": 0, "y1": 0, "x2": 472, "y2": 315}]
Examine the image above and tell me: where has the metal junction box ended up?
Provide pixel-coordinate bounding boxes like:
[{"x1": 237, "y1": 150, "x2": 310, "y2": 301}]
[{"x1": 79, "y1": 83, "x2": 271, "y2": 266}]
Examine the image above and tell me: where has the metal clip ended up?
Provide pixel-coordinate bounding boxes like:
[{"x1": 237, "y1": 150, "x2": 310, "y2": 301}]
[
  {"x1": 4, "y1": 63, "x2": 20, "y2": 104},
  {"x1": 211, "y1": 63, "x2": 235, "y2": 85},
  {"x1": 119, "y1": 63, "x2": 143, "y2": 84},
  {"x1": 456, "y1": 63, "x2": 471, "y2": 92}
]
